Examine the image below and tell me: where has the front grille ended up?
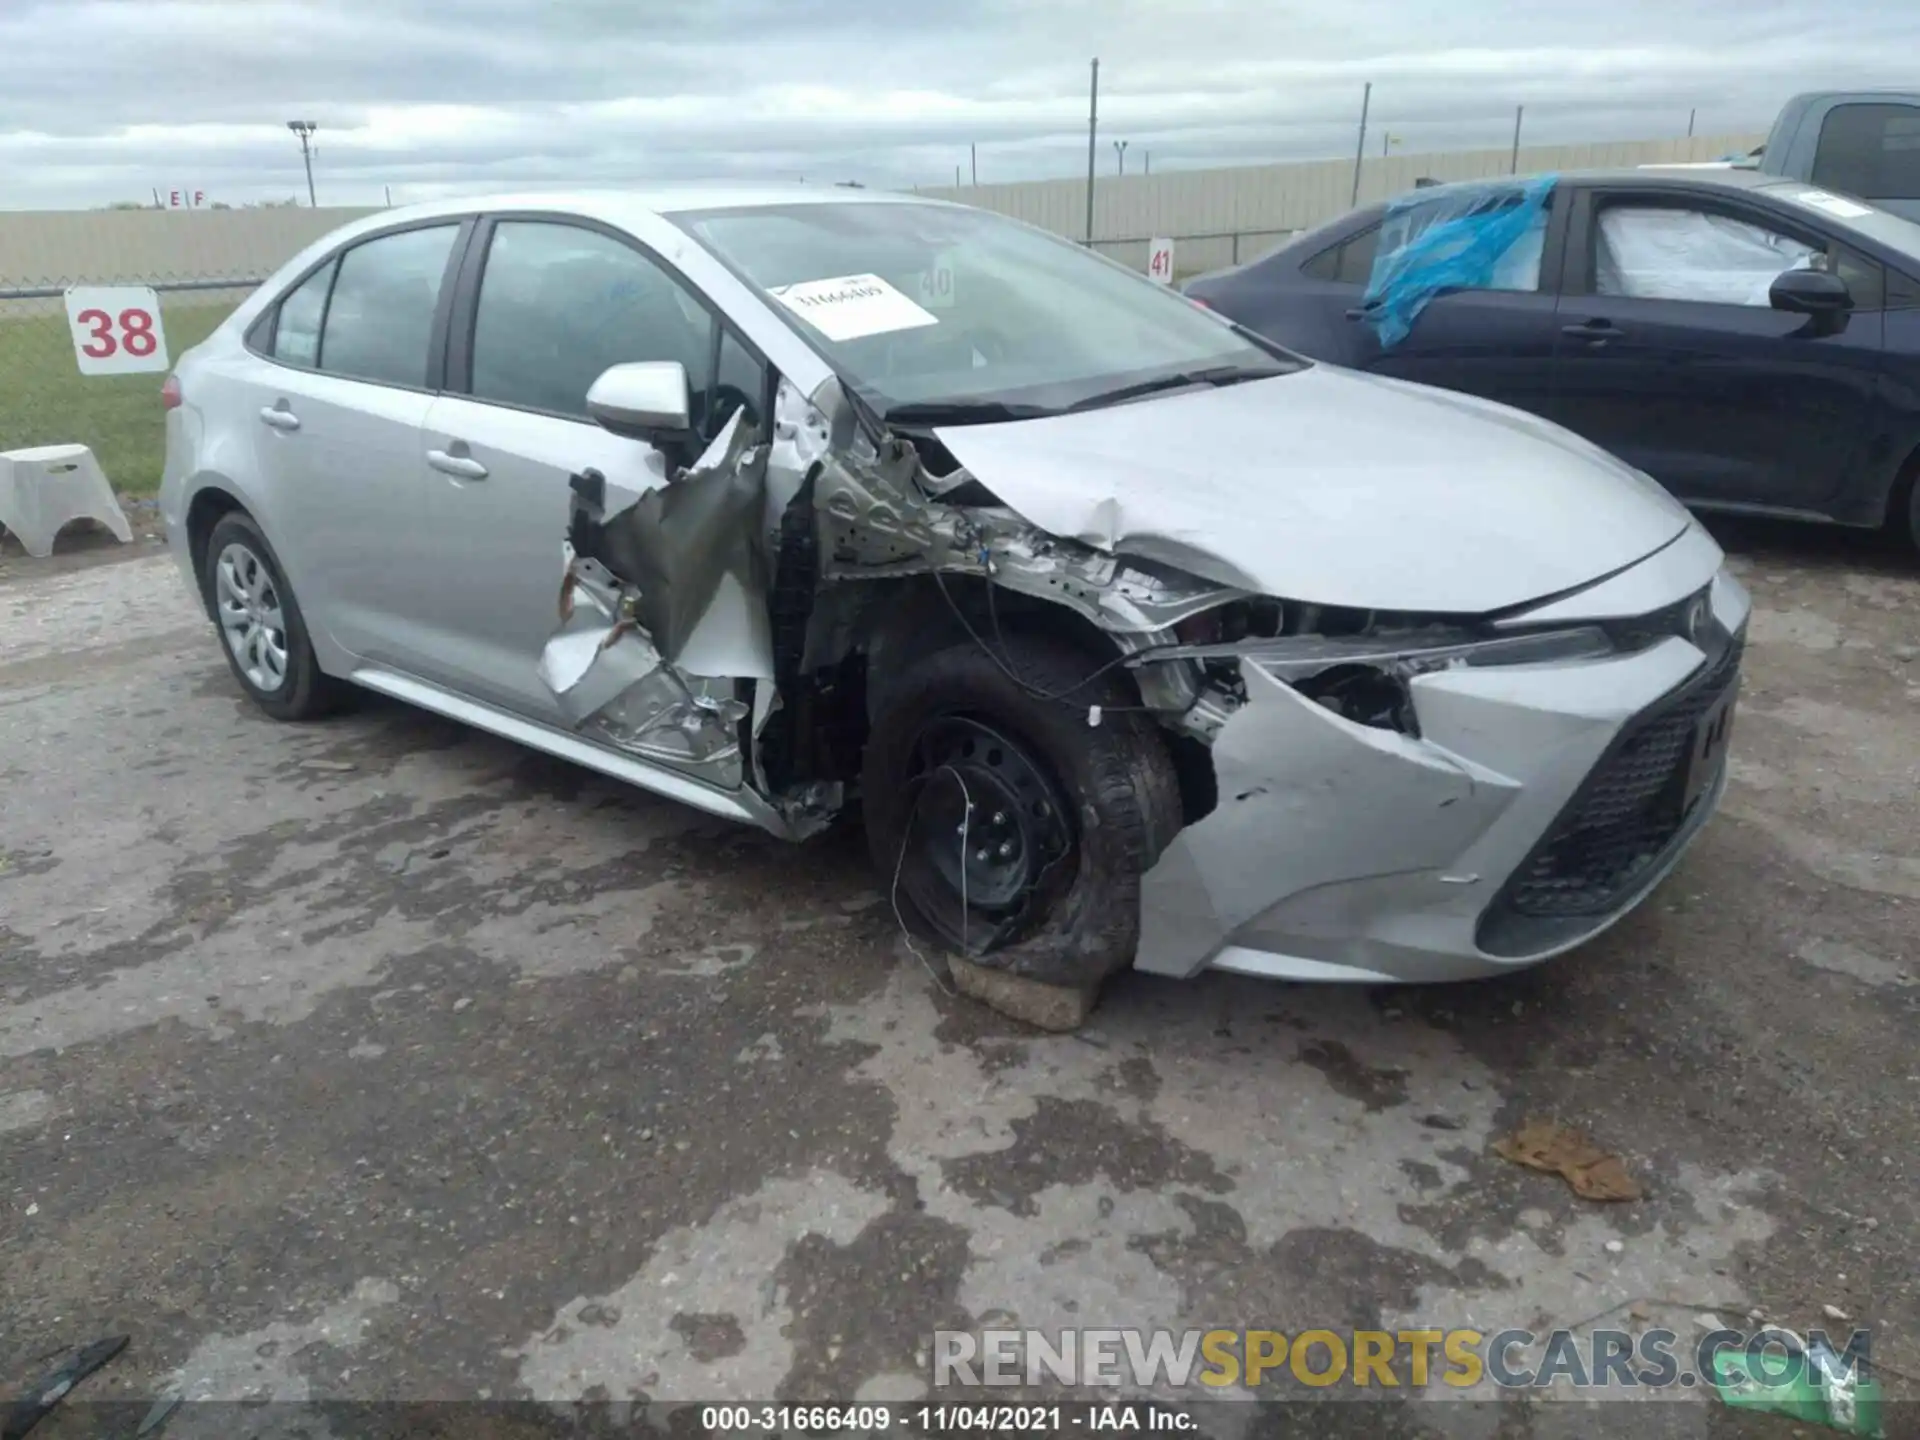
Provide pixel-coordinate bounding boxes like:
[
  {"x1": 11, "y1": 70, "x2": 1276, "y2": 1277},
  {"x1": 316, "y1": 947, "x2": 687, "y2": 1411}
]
[{"x1": 1478, "y1": 631, "x2": 1743, "y2": 955}]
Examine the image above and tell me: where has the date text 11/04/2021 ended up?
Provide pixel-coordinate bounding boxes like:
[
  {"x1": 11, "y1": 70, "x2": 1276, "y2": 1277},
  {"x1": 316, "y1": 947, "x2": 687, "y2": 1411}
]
[{"x1": 700, "y1": 1405, "x2": 1190, "y2": 1432}]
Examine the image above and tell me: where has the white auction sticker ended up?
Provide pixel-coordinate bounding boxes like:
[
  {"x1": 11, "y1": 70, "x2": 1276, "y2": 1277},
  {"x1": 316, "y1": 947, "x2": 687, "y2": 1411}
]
[
  {"x1": 770, "y1": 273, "x2": 939, "y2": 342},
  {"x1": 63, "y1": 285, "x2": 170, "y2": 375},
  {"x1": 1790, "y1": 188, "x2": 1874, "y2": 220}
]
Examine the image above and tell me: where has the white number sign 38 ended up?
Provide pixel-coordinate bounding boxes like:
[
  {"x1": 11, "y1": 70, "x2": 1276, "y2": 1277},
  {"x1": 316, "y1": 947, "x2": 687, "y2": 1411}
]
[{"x1": 64, "y1": 286, "x2": 171, "y2": 375}]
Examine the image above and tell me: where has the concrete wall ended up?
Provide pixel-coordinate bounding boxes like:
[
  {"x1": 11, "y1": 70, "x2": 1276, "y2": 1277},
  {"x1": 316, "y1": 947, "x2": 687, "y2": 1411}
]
[
  {"x1": 918, "y1": 132, "x2": 1765, "y2": 277},
  {"x1": 0, "y1": 206, "x2": 379, "y2": 290}
]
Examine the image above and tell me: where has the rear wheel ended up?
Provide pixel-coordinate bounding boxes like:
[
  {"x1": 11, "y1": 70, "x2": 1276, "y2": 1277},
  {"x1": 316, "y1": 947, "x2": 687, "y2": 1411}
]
[
  {"x1": 200, "y1": 511, "x2": 348, "y2": 721},
  {"x1": 861, "y1": 635, "x2": 1183, "y2": 1016}
]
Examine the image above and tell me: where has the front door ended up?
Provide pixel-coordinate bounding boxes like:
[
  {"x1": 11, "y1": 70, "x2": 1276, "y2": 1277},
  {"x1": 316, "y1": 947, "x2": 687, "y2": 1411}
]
[
  {"x1": 1548, "y1": 189, "x2": 1883, "y2": 512},
  {"x1": 418, "y1": 217, "x2": 771, "y2": 733}
]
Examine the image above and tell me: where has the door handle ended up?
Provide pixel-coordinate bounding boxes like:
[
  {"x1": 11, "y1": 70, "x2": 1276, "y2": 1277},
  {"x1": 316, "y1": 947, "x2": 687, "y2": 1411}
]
[
  {"x1": 1562, "y1": 320, "x2": 1625, "y2": 342},
  {"x1": 426, "y1": 448, "x2": 488, "y2": 481},
  {"x1": 258, "y1": 405, "x2": 300, "y2": 431}
]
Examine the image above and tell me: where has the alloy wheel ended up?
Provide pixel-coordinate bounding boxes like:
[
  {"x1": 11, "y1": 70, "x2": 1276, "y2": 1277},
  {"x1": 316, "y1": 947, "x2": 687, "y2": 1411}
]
[{"x1": 214, "y1": 541, "x2": 289, "y2": 693}]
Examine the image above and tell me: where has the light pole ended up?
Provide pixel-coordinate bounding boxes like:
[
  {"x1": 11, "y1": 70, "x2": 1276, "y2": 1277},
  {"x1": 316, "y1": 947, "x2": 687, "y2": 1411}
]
[
  {"x1": 1084, "y1": 58, "x2": 1099, "y2": 244},
  {"x1": 1113, "y1": 139, "x2": 1129, "y2": 175},
  {"x1": 1349, "y1": 82, "x2": 1372, "y2": 207},
  {"x1": 287, "y1": 121, "x2": 318, "y2": 207}
]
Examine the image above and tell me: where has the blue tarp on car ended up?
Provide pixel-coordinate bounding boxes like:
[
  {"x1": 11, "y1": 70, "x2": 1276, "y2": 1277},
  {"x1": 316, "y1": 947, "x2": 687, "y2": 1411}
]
[{"x1": 1360, "y1": 174, "x2": 1558, "y2": 348}]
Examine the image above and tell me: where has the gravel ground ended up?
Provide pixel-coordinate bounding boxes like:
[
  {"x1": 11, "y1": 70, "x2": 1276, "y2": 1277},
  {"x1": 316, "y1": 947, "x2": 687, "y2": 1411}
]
[{"x1": 0, "y1": 518, "x2": 1914, "y2": 1437}]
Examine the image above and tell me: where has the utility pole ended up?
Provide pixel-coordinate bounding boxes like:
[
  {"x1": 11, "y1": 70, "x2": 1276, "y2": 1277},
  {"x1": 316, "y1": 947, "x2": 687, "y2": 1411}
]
[
  {"x1": 1113, "y1": 139, "x2": 1128, "y2": 175},
  {"x1": 970, "y1": 143, "x2": 977, "y2": 185},
  {"x1": 956, "y1": 164, "x2": 962, "y2": 188},
  {"x1": 287, "y1": 121, "x2": 318, "y2": 206},
  {"x1": 1349, "y1": 82, "x2": 1371, "y2": 207},
  {"x1": 1143, "y1": 151, "x2": 1150, "y2": 175},
  {"x1": 1509, "y1": 105, "x2": 1524, "y2": 174},
  {"x1": 1688, "y1": 108, "x2": 1697, "y2": 137},
  {"x1": 1084, "y1": 58, "x2": 1100, "y2": 244}
]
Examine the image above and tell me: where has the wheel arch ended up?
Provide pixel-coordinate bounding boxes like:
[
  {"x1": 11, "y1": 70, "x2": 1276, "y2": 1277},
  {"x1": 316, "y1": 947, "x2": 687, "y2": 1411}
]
[{"x1": 855, "y1": 573, "x2": 1150, "y2": 721}]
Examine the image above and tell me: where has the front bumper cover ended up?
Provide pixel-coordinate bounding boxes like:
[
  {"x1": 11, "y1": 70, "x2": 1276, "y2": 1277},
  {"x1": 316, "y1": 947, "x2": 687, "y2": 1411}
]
[{"x1": 1136, "y1": 565, "x2": 1751, "y2": 984}]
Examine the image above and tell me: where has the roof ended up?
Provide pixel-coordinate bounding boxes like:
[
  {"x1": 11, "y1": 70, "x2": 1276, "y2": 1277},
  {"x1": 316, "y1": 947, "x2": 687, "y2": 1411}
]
[{"x1": 361, "y1": 183, "x2": 938, "y2": 230}]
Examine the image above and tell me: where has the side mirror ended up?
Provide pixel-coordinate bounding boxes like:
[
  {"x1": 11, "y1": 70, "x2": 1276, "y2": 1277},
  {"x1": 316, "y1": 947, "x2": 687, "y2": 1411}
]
[
  {"x1": 586, "y1": 361, "x2": 692, "y2": 445},
  {"x1": 1769, "y1": 266, "x2": 1852, "y2": 318}
]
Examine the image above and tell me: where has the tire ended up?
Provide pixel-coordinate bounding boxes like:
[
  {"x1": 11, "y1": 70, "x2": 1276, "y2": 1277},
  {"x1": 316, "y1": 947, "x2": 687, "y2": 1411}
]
[
  {"x1": 861, "y1": 634, "x2": 1184, "y2": 994},
  {"x1": 199, "y1": 510, "x2": 348, "y2": 721}
]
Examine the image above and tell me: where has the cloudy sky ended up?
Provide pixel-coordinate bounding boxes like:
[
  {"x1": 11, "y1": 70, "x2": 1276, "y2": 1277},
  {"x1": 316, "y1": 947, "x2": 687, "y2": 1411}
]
[{"x1": 3, "y1": 0, "x2": 1916, "y2": 210}]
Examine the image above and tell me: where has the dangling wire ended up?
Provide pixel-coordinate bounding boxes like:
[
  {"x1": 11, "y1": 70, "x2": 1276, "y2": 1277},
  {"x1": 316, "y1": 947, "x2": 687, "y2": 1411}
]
[{"x1": 889, "y1": 763, "x2": 977, "y2": 996}]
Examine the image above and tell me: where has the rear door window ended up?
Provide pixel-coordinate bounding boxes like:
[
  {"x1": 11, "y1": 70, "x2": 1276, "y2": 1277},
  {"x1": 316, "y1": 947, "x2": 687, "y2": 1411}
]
[
  {"x1": 1812, "y1": 103, "x2": 1920, "y2": 204},
  {"x1": 318, "y1": 225, "x2": 460, "y2": 388}
]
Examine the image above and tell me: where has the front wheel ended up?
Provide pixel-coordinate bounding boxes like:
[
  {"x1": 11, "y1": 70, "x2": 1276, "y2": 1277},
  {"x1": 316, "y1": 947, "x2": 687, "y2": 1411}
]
[
  {"x1": 861, "y1": 635, "x2": 1183, "y2": 1021},
  {"x1": 200, "y1": 510, "x2": 348, "y2": 721}
]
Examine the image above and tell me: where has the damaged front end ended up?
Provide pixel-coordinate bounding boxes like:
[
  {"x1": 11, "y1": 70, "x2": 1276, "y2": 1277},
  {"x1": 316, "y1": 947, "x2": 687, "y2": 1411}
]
[
  {"x1": 539, "y1": 370, "x2": 1246, "y2": 842},
  {"x1": 540, "y1": 365, "x2": 1738, "y2": 996}
]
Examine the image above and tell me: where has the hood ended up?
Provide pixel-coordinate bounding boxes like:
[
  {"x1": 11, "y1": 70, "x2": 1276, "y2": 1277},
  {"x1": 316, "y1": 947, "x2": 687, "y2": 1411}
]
[{"x1": 933, "y1": 365, "x2": 1692, "y2": 615}]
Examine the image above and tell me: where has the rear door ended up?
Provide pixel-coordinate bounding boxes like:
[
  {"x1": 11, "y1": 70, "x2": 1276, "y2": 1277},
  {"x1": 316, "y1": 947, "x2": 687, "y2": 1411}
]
[
  {"x1": 1548, "y1": 185, "x2": 1884, "y2": 513},
  {"x1": 1295, "y1": 193, "x2": 1570, "y2": 418},
  {"x1": 241, "y1": 219, "x2": 470, "y2": 667},
  {"x1": 418, "y1": 215, "x2": 771, "y2": 724}
]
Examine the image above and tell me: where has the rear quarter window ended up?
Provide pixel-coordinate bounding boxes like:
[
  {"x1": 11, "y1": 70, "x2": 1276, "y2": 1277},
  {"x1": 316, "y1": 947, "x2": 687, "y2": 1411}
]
[{"x1": 1301, "y1": 226, "x2": 1380, "y2": 285}]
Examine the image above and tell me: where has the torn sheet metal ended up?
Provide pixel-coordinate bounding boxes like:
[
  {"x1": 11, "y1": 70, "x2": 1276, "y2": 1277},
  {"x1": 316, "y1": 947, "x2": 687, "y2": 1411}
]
[
  {"x1": 1361, "y1": 174, "x2": 1558, "y2": 347},
  {"x1": 570, "y1": 407, "x2": 776, "y2": 679},
  {"x1": 931, "y1": 365, "x2": 1690, "y2": 615},
  {"x1": 982, "y1": 531, "x2": 1243, "y2": 634},
  {"x1": 538, "y1": 554, "x2": 748, "y2": 786},
  {"x1": 764, "y1": 376, "x2": 836, "y2": 539},
  {"x1": 1135, "y1": 661, "x2": 1517, "y2": 978}
]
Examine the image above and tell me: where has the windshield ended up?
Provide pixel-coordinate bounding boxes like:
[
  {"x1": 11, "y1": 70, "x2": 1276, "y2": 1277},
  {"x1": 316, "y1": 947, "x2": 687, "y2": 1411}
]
[
  {"x1": 1763, "y1": 181, "x2": 1920, "y2": 256},
  {"x1": 669, "y1": 200, "x2": 1297, "y2": 419}
]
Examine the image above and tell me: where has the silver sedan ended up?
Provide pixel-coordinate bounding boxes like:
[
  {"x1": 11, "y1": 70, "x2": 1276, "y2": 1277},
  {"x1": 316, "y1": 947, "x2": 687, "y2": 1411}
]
[{"x1": 159, "y1": 186, "x2": 1748, "y2": 1027}]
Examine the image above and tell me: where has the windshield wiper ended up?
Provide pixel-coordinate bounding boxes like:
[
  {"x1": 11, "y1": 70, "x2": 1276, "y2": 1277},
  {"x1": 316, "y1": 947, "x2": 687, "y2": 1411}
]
[
  {"x1": 882, "y1": 398, "x2": 1058, "y2": 427},
  {"x1": 1063, "y1": 363, "x2": 1288, "y2": 414}
]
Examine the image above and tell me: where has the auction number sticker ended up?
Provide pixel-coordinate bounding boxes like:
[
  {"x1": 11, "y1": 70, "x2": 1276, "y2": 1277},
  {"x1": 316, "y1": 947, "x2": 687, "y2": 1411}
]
[
  {"x1": 770, "y1": 273, "x2": 940, "y2": 342},
  {"x1": 1789, "y1": 187, "x2": 1874, "y2": 220},
  {"x1": 64, "y1": 286, "x2": 171, "y2": 375}
]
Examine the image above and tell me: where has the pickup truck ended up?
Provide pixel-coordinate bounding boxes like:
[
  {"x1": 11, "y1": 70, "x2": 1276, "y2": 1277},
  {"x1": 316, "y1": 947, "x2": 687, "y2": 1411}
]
[
  {"x1": 1752, "y1": 92, "x2": 1918, "y2": 220},
  {"x1": 1643, "y1": 94, "x2": 1920, "y2": 221}
]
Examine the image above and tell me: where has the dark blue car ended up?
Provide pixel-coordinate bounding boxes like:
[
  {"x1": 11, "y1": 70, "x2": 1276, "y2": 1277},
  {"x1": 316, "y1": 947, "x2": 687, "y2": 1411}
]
[{"x1": 1186, "y1": 168, "x2": 1920, "y2": 551}]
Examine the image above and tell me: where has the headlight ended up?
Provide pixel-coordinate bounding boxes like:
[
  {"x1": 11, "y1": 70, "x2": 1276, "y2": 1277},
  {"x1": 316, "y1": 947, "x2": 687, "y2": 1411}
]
[{"x1": 1139, "y1": 624, "x2": 1616, "y2": 737}]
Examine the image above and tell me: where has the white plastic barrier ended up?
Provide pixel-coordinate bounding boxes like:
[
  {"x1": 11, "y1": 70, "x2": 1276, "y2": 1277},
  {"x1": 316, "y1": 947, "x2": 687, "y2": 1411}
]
[{"x1": 0, "y1": 444, "x2": 134, "y2": 558}]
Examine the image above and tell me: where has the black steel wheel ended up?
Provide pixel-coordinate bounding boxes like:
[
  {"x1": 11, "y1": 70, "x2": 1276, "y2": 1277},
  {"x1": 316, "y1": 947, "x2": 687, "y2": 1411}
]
[
  {"x1": 862, "y1": 634, "x2": 1184, "y2": 993},
  {"x1": 892, "y1": 715, "x2": 1075, "y2": 954}
]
